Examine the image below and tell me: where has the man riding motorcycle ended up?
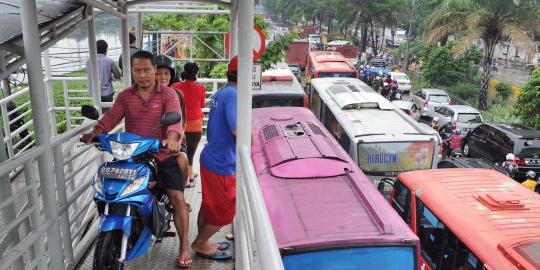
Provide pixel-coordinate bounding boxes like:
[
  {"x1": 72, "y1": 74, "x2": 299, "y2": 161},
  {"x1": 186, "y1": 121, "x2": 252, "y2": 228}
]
[{"x1": 521, "y1": 171, "x2": 538, "y2": 192}]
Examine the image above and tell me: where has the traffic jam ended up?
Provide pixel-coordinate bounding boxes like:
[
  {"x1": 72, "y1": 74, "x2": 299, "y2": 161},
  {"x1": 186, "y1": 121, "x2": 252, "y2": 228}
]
[{"x1": 252, "y1": 17, "x2": 540, "y2": 270}]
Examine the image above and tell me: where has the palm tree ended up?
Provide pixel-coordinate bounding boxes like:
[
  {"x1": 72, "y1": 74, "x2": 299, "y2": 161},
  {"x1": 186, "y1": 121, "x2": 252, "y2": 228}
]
[{"x1": 425, "y1": 0, "x2": 540, "y2": 110}]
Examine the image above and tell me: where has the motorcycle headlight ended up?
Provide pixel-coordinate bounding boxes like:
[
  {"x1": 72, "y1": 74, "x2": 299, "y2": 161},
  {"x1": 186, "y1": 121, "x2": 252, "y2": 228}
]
[
  {"x1": 93, "y1": 176, "x2": 103, "y2": 195},
  {"x1": 120, "y1": 176, "x2": 146, "y2": 197},
  {"x1": 110, "y1": 141, "x2": 139, "y2": 160}
]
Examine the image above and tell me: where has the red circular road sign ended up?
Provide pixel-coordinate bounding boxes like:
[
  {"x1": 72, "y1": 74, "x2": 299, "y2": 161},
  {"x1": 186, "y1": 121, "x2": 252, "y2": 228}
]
[{"x1": 225, "y1": 24, "x2": 266, "y2": 61}]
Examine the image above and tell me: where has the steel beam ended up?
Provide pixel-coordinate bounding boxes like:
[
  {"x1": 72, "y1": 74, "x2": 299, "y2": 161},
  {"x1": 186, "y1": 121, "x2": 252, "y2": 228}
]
[
  {"x1": 129, "y1": 8, "x2": 230, "y2": 14},
  {"x1": 87, "y1": 8, "x2": 103, "y2": 113},
  {"x1": 78, "y1": 0, "x2": 127, "y2": 19},
  {"x1": 229, "y1": 0, "x2": 238, "y2": 56},
  {"x1": 20, "y1": 0, "x2": 65, "y2": 269},
  {"x1": 127, "y1": 0, "x2": 232, "y2": 7},
  {"x1": 136, "y1": 12, "x2": 143, "y2": 49},
  {"x1": 120, "y1": 4, "x2": 132, "y2": 87}
]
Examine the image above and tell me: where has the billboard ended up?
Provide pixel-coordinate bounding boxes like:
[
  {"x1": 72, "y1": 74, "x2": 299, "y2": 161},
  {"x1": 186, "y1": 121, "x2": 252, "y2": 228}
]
[{"x1": 357, "y1": 141, "x2": 435, "y2": 176}]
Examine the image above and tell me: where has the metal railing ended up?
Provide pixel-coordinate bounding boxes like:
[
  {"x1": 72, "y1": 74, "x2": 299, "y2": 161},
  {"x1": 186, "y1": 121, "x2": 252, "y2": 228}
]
[
  {"x1": 0, "y1": 121, "x2": 106, "y2": 270},
  {"x1": 50, "y1": 76, "x2": 227, "y2": 131},
  {"x1": 236, "y1": 146, "x2": 285, "y2": 270}
]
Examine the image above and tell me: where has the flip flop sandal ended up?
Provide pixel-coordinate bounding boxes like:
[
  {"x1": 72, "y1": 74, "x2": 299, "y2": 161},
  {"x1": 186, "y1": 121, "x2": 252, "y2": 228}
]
[
  {"x1": 196, "y1": 250, "x2": 233, "y2": 260},
  {"x1": 214, "y1": 241, "x2": 231, "y2": 250}
]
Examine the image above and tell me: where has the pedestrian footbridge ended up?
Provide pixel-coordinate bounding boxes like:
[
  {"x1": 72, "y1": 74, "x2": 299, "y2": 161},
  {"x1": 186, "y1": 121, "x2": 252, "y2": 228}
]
[{"x1": 0, "y1": 1, "x2": 282, "y2": 270}]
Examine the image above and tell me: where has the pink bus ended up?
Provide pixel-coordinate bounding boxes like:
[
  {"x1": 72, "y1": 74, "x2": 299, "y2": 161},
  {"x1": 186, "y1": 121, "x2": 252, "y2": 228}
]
[{"x1": 252, "y1": 107, "x2": 420, "y2": 270}]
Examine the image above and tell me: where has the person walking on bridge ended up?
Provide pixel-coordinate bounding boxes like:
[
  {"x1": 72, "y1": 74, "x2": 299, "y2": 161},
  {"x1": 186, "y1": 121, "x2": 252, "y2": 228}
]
[
  {"x1": 86, "y1": 40, "x2": 121, "y2": 111},
  {"x1": 81, "y1": 50, "x2": 191, "y2": 268},
  {"x1": 172, "y1": 62, "x2": 206, "y2": 188},
  {"x1": 191, "y1": 56, "x2": 238, "y2": 260}
]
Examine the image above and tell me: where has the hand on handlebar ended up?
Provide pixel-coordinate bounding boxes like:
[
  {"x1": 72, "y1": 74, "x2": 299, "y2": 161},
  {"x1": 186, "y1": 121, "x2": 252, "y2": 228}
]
[
  {"x1": 81, "y1": 132, "x2": 97, "y2": 144},
  {"x1": 161, "y1": 138, "x2": 180, "y2": 153}
]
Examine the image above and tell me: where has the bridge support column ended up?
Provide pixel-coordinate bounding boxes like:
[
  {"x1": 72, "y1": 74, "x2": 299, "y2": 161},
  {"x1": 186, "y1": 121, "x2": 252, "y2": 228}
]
[
  {"x1": 236, "y1": 0, "x2": 254, "y2": 267},
  {"x1": 120, "y1": 2, "x2": 132, "y2": 88},
  {"x1": 87, "y1": 7, "x2": 103, "y2": 113},
  {"x1": 229, "y1": 0, "x2": 239, "y2": 57},
  {"x1": 20, "y1": 0, "x2": 65, "y2": 269}
]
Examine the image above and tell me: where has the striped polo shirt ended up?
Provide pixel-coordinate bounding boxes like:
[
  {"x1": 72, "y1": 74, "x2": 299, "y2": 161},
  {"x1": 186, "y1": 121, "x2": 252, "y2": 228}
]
[{"x1": 96, "y1": 81, "x2": 183, "y2": 161}]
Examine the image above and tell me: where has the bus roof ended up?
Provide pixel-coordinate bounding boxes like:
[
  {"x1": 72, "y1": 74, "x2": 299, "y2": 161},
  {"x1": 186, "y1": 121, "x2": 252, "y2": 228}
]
[
  {"x1": 398, "y1": 169, "x2": 540, "y2": 270},
  {"x1": 309, "y1": 51, "x2": 355, "y2": 72},
  {"x1": 252, "y1": 107, "x2": 419, "y2": 252},
  {"x1": 311, "y1": 78, "x2": 437, "y2": 143},
  {"x1": 253, "y1": 66, "x2": 304, "y2": 96}
]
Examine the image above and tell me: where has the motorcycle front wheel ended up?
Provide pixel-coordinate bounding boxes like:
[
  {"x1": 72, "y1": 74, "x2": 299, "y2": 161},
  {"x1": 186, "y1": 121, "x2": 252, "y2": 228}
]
[{"x1": 93, "y1": 230, "x2": 124, "y2": 270}]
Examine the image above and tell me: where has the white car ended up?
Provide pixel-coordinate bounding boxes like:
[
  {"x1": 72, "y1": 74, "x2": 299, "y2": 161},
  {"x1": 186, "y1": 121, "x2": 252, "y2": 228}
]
[
  {"x1": 308, "y1": 34, "x2": 321, "y2": 45},
  {"x1": 411, "y1": 88, "x2": 451, "y2": 112},
  {"x1": 389, "y1": 72, "x2": 411, "y2": 92}
]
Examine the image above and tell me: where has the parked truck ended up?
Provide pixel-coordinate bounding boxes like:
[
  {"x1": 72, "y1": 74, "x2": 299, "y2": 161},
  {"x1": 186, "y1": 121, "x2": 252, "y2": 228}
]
[{"x1": 286, "y1": 39, "x2": 310, "y2": 69}]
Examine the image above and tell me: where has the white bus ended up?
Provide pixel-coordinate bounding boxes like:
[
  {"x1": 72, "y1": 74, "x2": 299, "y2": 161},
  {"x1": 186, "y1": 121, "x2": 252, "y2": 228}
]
[{"x1": 309, "y1": 78, "x2": 441, "y2": 178}]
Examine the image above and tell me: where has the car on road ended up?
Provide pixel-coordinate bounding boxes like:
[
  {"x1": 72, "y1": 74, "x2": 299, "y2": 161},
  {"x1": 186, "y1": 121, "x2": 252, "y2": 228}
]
[
  {"x1": 288, "y1": 64, "x2": 300, "y2": 77},
  {"x1": 391, "y1": 100, "x2": 414, "y2": 117},
  {"x1": 415, "y1": 105, "x2": 483, "y2": 135},
  {"x1": 437, "y1": 157, "x2": 507, "y2": 175},
  {"x1": 411, "y1": 88, "x2": 451, "y2": 112},
  {"x1": 308, "y1": 34, "x2": 321, "y2": 46},
  {"x1": 462, "y1": 123, "x2": 540, "y2": 180},
  {"x1": 389, "y1": 72, "x2": 411, "y2": 92}
]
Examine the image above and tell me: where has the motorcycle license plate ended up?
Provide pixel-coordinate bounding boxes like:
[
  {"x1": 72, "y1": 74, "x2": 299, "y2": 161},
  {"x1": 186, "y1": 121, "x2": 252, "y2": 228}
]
[
  {"x1": 525, "y1": 159, "x2": 540, "y2": 165},
  {"x1": 98, "y1": 166, "x2": 138, "y2": 180}
]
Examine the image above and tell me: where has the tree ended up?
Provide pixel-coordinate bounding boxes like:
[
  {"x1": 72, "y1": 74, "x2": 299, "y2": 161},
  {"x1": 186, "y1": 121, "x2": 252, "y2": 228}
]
[
  {"x1": 422, "y1": 42, "x2": 481, "y2": 86},
  {"x1": 514, "y1": 66, "x2": 540, "y2": 129},
  {"x1": 425, "y1": 0, "x2": 540, "y2": 110},
  {"x1": 258, "y1": 34, "x2": 295, "y2": 71}
]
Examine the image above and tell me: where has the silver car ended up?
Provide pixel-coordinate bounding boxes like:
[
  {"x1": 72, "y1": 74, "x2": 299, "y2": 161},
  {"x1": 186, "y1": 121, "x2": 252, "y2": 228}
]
[
  {"x1": 411, "y1": 88, "x2": 451, "y2": 112},
  {"x1": 416, "y1": 105, "x2": 483, "y2": 135}
]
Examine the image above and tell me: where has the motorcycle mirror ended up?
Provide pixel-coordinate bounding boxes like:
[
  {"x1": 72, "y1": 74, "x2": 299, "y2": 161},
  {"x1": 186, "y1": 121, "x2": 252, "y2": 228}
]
[
  {"x1": 162, "y1": 112, "x2": 181, "y2": 126},
  {"x1": 81, "y1": 105, "x2": 99, "y2": 120}
]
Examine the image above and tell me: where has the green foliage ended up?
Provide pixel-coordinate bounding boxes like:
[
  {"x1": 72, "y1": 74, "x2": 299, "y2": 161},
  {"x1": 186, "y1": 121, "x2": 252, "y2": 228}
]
[
  {"x1": 421, "y1": 42, "x2": 481, "y2": 86},
  {"x1": 449, "y1": 82, "x2": 478, "y2": 103},
  {"x1": 258, "y1": 34, "x2": 295, "y2": 71},
  {"x1": 210, "y1": 63, "x2": 228, "y2": 78},
  {"x1": 143, "y1": 13, "x2": 269, "y2": 78},
  {"x1": 514, "y1": 66, "x2": 540, "y2": 129},
  {"x1": 495, "y1": 82, "x2": 512, "y2": 102}
]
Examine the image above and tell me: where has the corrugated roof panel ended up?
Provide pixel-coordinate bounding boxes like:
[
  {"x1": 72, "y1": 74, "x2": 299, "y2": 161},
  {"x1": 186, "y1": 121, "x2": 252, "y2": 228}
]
[{"x1": 0, "y1": 0, "x2": 83, "y2": 44}]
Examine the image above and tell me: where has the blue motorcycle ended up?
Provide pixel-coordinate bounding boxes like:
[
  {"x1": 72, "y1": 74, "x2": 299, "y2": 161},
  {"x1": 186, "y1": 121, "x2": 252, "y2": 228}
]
[{"x1": 81, "y1": 105, "x2": 180, "y2": 270}]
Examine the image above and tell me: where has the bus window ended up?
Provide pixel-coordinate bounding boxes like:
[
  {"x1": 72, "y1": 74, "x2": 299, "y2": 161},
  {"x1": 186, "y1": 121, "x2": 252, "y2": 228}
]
[
  {"x1": 318, "y1": 72, "x2": 356, "y2": 78},
  {"x1": 322, "y1": 104, "x2": 345, "y2": 143},
  {"x1": 310, "y1": 90, "x2": 322, "y2": 118},
  {"x1": 440, "y1": 231, "x2": 484, "y2": 270},
  {"x1": 252, "y1": 97, "x2": 303, "y2": 108},
  {"x1": 392, "y1": 182, "x2": 411, "y2": 224},
  {"x1": 417, "y1": 200, "x2": 447, "y2": 269}
]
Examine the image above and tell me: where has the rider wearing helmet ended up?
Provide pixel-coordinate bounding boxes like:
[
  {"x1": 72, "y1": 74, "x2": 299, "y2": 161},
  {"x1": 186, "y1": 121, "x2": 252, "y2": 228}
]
[
  {"x1": 501, "y1": 153, "x2": 518, "y2": 178},
  {"x1": 431, "y1": 117, "x2": 441, "y2": 132},
  {"x1": 154, "y1": 54, "x2": 193, "y2": 267},
  {"x1": 521, "y1": 171, "x2": 538, "y2": 192}
]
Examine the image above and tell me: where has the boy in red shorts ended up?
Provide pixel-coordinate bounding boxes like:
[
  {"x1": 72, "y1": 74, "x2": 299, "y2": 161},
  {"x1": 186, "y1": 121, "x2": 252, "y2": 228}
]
[{"x1": 191, "y1": 57, "x2": 239, "y2": 260}]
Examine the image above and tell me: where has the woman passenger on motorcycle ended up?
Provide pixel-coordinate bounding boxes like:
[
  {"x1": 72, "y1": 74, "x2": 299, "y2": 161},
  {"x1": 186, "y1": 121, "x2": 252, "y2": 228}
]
[
  {"x1": 154, "y1": 55, "x2": 189, "y2": 189},
  {"x1": 154, "y1": 54, "x2": 193, "y2": 268}
]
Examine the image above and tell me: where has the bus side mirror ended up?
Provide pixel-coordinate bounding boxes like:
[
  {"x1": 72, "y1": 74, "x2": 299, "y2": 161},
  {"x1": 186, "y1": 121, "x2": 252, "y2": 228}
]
[{"x1": 377, "y1": 178, "x2": 396, "y2": 199}]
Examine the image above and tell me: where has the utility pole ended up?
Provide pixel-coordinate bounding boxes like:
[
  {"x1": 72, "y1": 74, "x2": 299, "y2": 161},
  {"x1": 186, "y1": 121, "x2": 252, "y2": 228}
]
[{"x1": 403, "y1": 0, "x2": 416, "y2": 71}]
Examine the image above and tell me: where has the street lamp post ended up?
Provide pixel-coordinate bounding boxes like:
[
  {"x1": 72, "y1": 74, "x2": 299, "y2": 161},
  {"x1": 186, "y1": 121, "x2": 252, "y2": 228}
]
[{"x1": 404, "y1": 0, "x2": 416, "y2": 71}]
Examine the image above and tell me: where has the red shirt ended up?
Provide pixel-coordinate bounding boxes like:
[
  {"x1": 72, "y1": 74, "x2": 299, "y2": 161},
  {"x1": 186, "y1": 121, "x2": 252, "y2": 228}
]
[
  {"x1": 172, "y1": 80, "x2": 206, "y2": 121},
  {"x1": 95, "y1": 82, "x2": 183, "y2": 161}
]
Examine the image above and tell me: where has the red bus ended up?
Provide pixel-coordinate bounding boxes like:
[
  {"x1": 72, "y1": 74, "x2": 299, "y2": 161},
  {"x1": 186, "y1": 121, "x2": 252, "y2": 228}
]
[
  {"x1": 305, "y1": 51, "x2": 358, "y2": 84},
  {"x1": 387, "y1": 168, "x2": 540, "y2": 270}
]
